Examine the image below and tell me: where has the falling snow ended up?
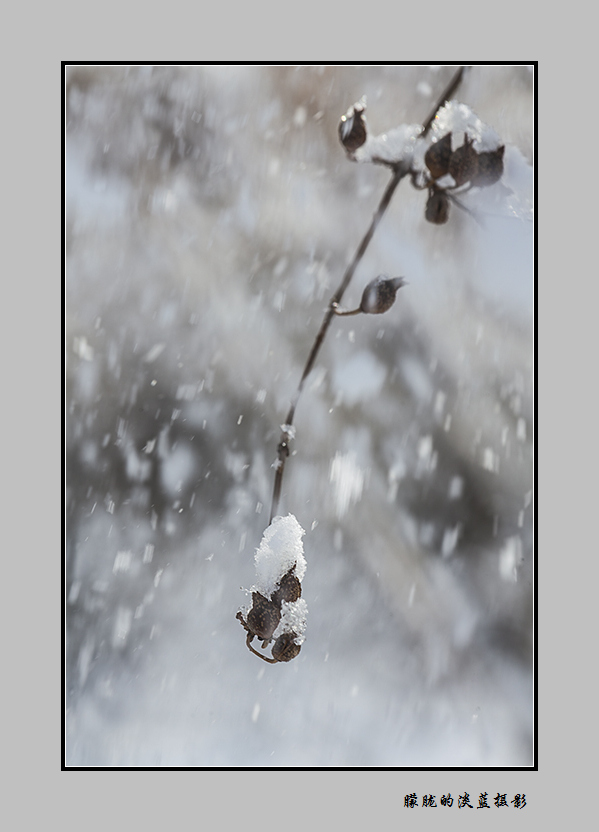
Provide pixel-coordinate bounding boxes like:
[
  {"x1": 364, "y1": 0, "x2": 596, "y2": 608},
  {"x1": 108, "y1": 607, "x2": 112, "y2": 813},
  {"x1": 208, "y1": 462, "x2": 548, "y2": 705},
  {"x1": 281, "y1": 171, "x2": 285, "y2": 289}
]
[
  {"x1": 65, "y1": 65, "x2": 533, "y2": 768},
  {"x1": 330, "y1": 451, "x2": 366, "y2": 519}
]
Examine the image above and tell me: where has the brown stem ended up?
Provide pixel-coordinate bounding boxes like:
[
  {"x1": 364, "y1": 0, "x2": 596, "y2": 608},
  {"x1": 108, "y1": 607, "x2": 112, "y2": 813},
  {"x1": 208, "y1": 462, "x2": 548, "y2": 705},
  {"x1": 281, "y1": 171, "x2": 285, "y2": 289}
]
[
  {"x1": 269, "y1": 166, "x2": 405, "y2": 522},
  {"x1": 246, "y1": 633, "x2": 279, "y2": 663},
  {"x1": 421, "y1": 66, "x2": 468, "y2": 137},
  {"x1": 268, "y1": 66, "x2": 467, "y2": 524}
]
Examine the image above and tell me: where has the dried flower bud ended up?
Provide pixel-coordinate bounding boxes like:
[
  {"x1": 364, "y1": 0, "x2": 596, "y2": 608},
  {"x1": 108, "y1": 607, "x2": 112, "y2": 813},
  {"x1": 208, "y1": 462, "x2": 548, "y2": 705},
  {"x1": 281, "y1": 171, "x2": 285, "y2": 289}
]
[
  {"x1": 360, "y1": 275, "x2": 407, "y2": 314},
  {"x1": 425, "y1": 190, "x2": 450, "y2": 224},
  {"x1": 271, "y1": 568, "x2": 302, "y2": 605},
  {"x1": 471, "y1": 145, "x2": 505, "y2": 187},
  {"x1": 424, "y1": 132, "x2": 453, "y2": 180},
  {"x1": 448, "y1": 134, "x2": 479, "y2": 186},
  {"x1": 339, "y1": 100, "x2": 367, "y2": 153},
  {"x1": 246, "y1": 592, "x2": 281, "y2": 642},
  {"x1": 271, "y1": 632, "x2": 302, "y2": 663}
]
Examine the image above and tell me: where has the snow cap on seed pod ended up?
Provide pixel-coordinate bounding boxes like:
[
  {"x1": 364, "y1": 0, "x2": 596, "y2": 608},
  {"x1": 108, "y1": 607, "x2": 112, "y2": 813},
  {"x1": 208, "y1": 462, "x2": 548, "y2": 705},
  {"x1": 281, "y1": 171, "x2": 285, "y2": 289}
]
[{"x1": 252, "y1": 514, "x2": 306, "y2": 599}]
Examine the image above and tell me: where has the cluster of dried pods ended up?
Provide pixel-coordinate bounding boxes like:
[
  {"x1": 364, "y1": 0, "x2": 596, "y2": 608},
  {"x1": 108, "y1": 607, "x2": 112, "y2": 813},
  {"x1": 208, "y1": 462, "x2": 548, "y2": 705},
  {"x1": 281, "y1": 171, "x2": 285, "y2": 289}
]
[
  {"x1": 421, "y1": 132, "x2": 505, "y2": 224},
  {"x1": 338, "y1": 100, "x2": 505, "y2": 225},
  {"x1": 236, "y1": 568, "x2": 303, "y2": 663}
]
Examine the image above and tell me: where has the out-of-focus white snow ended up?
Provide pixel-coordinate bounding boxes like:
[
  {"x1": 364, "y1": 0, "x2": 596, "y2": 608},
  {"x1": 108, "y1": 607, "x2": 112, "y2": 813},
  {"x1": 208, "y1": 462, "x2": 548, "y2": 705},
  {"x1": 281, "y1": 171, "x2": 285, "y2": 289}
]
[
  {"x1": 500, "y1": 536, "x2": 522, "y2": 582},
  {"x1": 332, "y1": 350, "x2": 387, "y2": 406},
  {"x1": 330, "y1": 451, "x2": 366, "y2": 519},
  {"x1": 159, "y1": 442, "x2": 197, "y2": 497}
]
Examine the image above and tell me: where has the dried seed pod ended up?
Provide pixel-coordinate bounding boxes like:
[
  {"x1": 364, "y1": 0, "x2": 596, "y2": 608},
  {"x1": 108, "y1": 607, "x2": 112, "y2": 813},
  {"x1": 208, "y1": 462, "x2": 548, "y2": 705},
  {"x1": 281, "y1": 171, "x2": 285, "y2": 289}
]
[
  {"x1": 271, "y1": 568, "x2": 302, "y2": 606},
  {"x1": 271, "y1": 632, "x2": 302, "y2": 663},
  {"x1": 425, "y1": 189, "x2": 450, "y2": 224},
  {"x1": 246, "y1": 592, "x2": 281, "y2": 642},
  {"x1": 333, "y1": 275, "x2": 407, "y2": 317},
  {"x1": 338, "y1": 101, "x2": 367, "y2": 153},
  {"x1": 448, "y1": 134, "x2": 479, "y2": 186},
  {"x1": 471, "y1": 145, "x2": 505, "y2": 186},
  {"x1": 360, "y1": 275, "x2": 407, "y2": 314},
  {"x1": 424, "y1": 132, "x2": 452, "y2": 180}
]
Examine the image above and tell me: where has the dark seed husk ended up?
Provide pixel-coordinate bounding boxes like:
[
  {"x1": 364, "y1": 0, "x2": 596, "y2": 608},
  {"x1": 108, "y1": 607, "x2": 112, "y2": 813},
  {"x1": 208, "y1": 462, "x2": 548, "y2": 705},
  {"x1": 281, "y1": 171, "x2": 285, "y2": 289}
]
[
  {"x1": 471, "y1": 145, "x2": 505, "y2": 186},
  {"x1": 338, "y1": 105, "x2": 367, "y2": 153},
  {"x1": 360, "y1": 276, "x2": 406, "y2": 314},
  {"x1": 424, "y1": 132, "x2": 452, "y2": 180},
  {"x1": 425, "y1": 190, "x2": 449, "y2": 224},
  {"x1": 448, "y1": 135, "x2": 479, "y2": 186},
  {"x1": 272, "y1": 569, "x2": 302, "y2": 605},
  {"x1": 272, "y1": 632, "x2": 302, "y2": 662},
  {"x1": 247, "y1": 592, "x2": 281, "y2": 641}
]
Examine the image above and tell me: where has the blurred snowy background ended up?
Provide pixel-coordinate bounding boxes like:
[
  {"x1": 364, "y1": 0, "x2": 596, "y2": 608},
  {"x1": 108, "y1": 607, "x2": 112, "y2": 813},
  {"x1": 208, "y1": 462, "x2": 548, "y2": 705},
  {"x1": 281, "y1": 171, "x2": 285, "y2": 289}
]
[{"x1": 65, "y1": 65, "x2": 534, "y2": 767}]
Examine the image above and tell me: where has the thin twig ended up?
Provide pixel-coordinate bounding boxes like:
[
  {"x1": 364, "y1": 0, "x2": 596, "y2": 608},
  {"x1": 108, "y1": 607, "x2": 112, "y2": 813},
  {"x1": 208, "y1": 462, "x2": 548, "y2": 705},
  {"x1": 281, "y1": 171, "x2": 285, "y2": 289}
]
[
  {"x1": 269, "y1": 167, "x2": 405, "y2": 522},
  {"x1": 246, "y1": 633, "x2": 278, "y2": 663},
  {"x1": 268, "y1": 66, "x2": 466, "y2": 523},
  {"x1": 421, "y1": 66, "x2": 468, "y2": 137}
]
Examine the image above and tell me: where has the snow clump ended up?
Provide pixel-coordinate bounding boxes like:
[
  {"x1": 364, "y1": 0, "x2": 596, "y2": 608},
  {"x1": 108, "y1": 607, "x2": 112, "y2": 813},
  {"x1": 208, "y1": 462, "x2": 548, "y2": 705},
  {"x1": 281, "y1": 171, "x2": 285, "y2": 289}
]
[{"x1": 252, "y1": 513, "x2": 306, "y2": 598}]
